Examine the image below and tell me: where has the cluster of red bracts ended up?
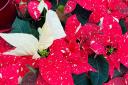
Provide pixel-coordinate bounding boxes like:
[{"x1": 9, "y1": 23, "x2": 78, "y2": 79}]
[{"x1": 0, "y1": 0, "x2": 128, "y2": 85}]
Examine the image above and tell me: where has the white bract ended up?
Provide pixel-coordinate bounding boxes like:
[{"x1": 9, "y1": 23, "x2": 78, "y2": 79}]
[
  {"x1": 0, "y1": 10, "x2": 66, "y2": 59},
  {"x1": 38, "y1": 0, "x2": 48, "y2": 13}
]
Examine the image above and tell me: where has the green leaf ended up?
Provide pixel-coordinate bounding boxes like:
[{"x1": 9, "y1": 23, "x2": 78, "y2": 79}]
[
  {"x1": 57, "y1": 5, "x2": 64, "y2": 13},
  {"x1": 119, "y1": 19, "x2": 127, "y2": 34},
  {"x1": 72, "y1": 5, "x2": 92, "y2": 25},
  {"x1": 72, "y1": 73, "x2": 91, "y2": 85},
  {"x1": 59, "y1": 0, "x2": 68, "y2": 5},
  {"x1": 20, "y1": 71, "x2": 38, "y2": 85},
  {"x1": 88, "y1": 55, "x2": 109, "y2": 85},
  {"x1": 50, "y1": 0, "x2": 58, "y2": 10},
  {"x1": 113, "y1": 64, "x2": 128, "y2": 78},
  {"x1": 11, "y1": 17, "x2": 39, "y2": 38},
  {"x1": 50, "y1": 0, "x2": 68, "y2": 10},
  {"x1": 26, "y1": 65, "x2": 38, "y2": 74}
]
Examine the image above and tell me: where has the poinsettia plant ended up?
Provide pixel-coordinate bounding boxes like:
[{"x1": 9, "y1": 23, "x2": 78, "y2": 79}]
[{"x1": 0, "y1": 0, "x2": 128, "y2": 85}]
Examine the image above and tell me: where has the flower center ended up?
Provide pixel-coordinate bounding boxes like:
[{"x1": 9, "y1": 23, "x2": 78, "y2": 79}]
[
  {"x1": 106, "y1": 45, "x2": 117, "y2": 55},
  {"x1": 108, "y1": 48, "x2": 114, "y2": 54},
  {"x1": 38, "y1": 49, "x2": 49, "y2": 57}
]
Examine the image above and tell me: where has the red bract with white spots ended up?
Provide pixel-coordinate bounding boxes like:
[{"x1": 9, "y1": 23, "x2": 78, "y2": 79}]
[
  {"x1": 36, "y1": 74, "x2": 49, "y2": 85},
  {"x1": 65, "y1": 0, "x2": 107, "y2": 12},
  {"x1": 90, "y1": 35, "x2": 123, "y2": 77},
  {"x1": 67, "y1": 40, "x2": 95, "y2": 74},
  {"x1": 50, "y1": 39, "x2": 95, "y2": 74},
  {"x1": 89, "y1": 16, "x2": 128, "y2": 77},
  {"x1": 39, "y1": 54, "x2": 74, "y2": 85},
  {"x1": 0, "y1": 64, "x2": 19, "y2": 85},
  {"x1": 104, "y1": 77, "x2": 128, "y2": 85},
  {"x1": 88, "y1": 4, "x2": 107, "y2": 23},
  {"x1": 27, "y1": 0, "x2": 51, "y2": 20},
  {"x1": 65, "y1": 15, "x2": 81, "y2": 40},
  {"x1": 1, "y1": 0, "x2": 128, "y2": 84},
  {"x1": 18, "y1": 56, "x2": 39, "y2": 77},
  {"x1": 75, "y1": 0, "x2": 107, "y2": 11},
  {"x1": 28, "y1": 1, "x2": 41, "y2": 20},
  {"x1": 49, "y1": 15, "x2": 98, "y2": 75},
  {"x1": 120, "y1": 32, "x2": 128, "y2": 68},
  {"x1": 64, "y1": 0, "x2": 77, "y2": 14},
  {"x1": 100, "y1": 15, "x2": 122, "y2": 36},
  {"x1": 89, "y1": 0, "x2": 128, "y2": 23},
  {"x1": 0, "y1": 54, "x2": 38, "y2": 77},
  {"x1": 0, "y1": 38, "x2": 39, "y2": 84},
  {"x1": 76, "y1": 23, "x2": 100, "y2": 39},
  {"x1": 75, "y1": 23, "x2": 101, "y2": 55},
  {"x1": 0, "y1": 37, "x2": 38, "y2": 78}
]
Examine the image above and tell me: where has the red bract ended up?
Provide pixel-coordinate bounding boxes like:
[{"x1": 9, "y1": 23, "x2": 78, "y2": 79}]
[
  {"x1": 108, "y1": 0, "x2": 128, "y2": 19},
  {"x1": 0, "y1": 38, "x2": 37, "y2": 80},
  {"x1": 28, "y1": 1, "x2": 41, "y2": 20},
  {"x1": 89, "y1": 0, "x2": 128, "y2": 23},
  {"x1": 124, "y1": 73, "x2": 128, "y2": 81},
  {"x1": 88, "y1": 14, "x2": 128, "y2": 77},
  {"x1": 90, "y1": 34, "x2": 124, "y2": 77},
  {"x1": 107, "y1": 0, "x2": 127, "y2": 15},
  {"x1": 27, "y1": 0, "x2": 51, "y2": 20},
  {"x1": 64, "y1": 0, "x2": 107, "y2": 15},
  {"x1": 65, "y1": 15, "x2": 81, "y2": 40},
  {"x1": 90, "y1": 41, "x2": 105, "y2": 54},
  {"x1": 124, "y1": 0, "x2": 128, "y2": 6},
  {"x1": 67, "y1": 40, "x2": 95, "y2": 74},
  {"x1": 15, "y1": 0, "x2": 28, "y2": 4},
  {"x1": 124, "y1": 17, "x2": 128, "y2": 31},
  {"x1": 0, "y1": 64, "x2": 19, "y2": 85},
  {"x1": 55, "y1": 15, "x2": 98, "y2": 74},
  {"x1": 104, "y1": 77, "x2": 128, "y2": 85},
  {"x1": 36, "y1": 74, "x2": 49, "y2": 85},
  {"x1": 50, "y1": 38, "x2": 68, "y2": 54},
  {"x1": 44, "y1": 0, "x2": 52, "y2": 9},
  {"x1": 18, "y1": 56, "x2": 38, "y2": 77},
  {"x1": 89, "y1": 18, "x2": 128, "y2": 77},
  {"x1": 15, "y1": 0, "x2": 21, "y2": 4},
  {"x1": 88, "y1": 4, "x2": 107, "y2": 23},
  {"x1": 39, "y1": 54, "x2": 74, "y2": 85},
  {"x1": 18, "y1": 4, "x2": 28, "y2": 16},
  {"x1": 15, "y1": 0, "x2": 28, "y2": 17},
  {"x1": 76, "y1": 23, "x2": 100, "y2": 40},
  {"x1": 120, "y1": 32, "x2": 128, "y2": 67},
  {"x1": 66, "y1": 17, "x2": 98, "y2": 56},
  {"x1": 69, "y1": 50, "x2": 95, "y2": 74},
  {"x1": 100, "y1": 15, "x2": 122, "y2": 36},
  {"x1": 50, "y1": 38, "x2": 95, "y2": 74},
  {"x1": 64, "y1": 0, "x2": 77, "y2": 14},
  {"x1": 65, "y1": 0, "x2": 128, "y2": 23},
  {"x1": 0, "y1": 38, "x2": 11, "y2": 53},
  {"x1": 76, "y1": 23, "x2": 101, "y2": 55},
  {"x1": 75, "y1": 0, "x2": 107, "y2": 11},
  {"x1": 0, "y1": 54, "x2": 38, "y2": 77},
  {"x1": 74, "y1": 0, "x2": 107, "y2": 11}
]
